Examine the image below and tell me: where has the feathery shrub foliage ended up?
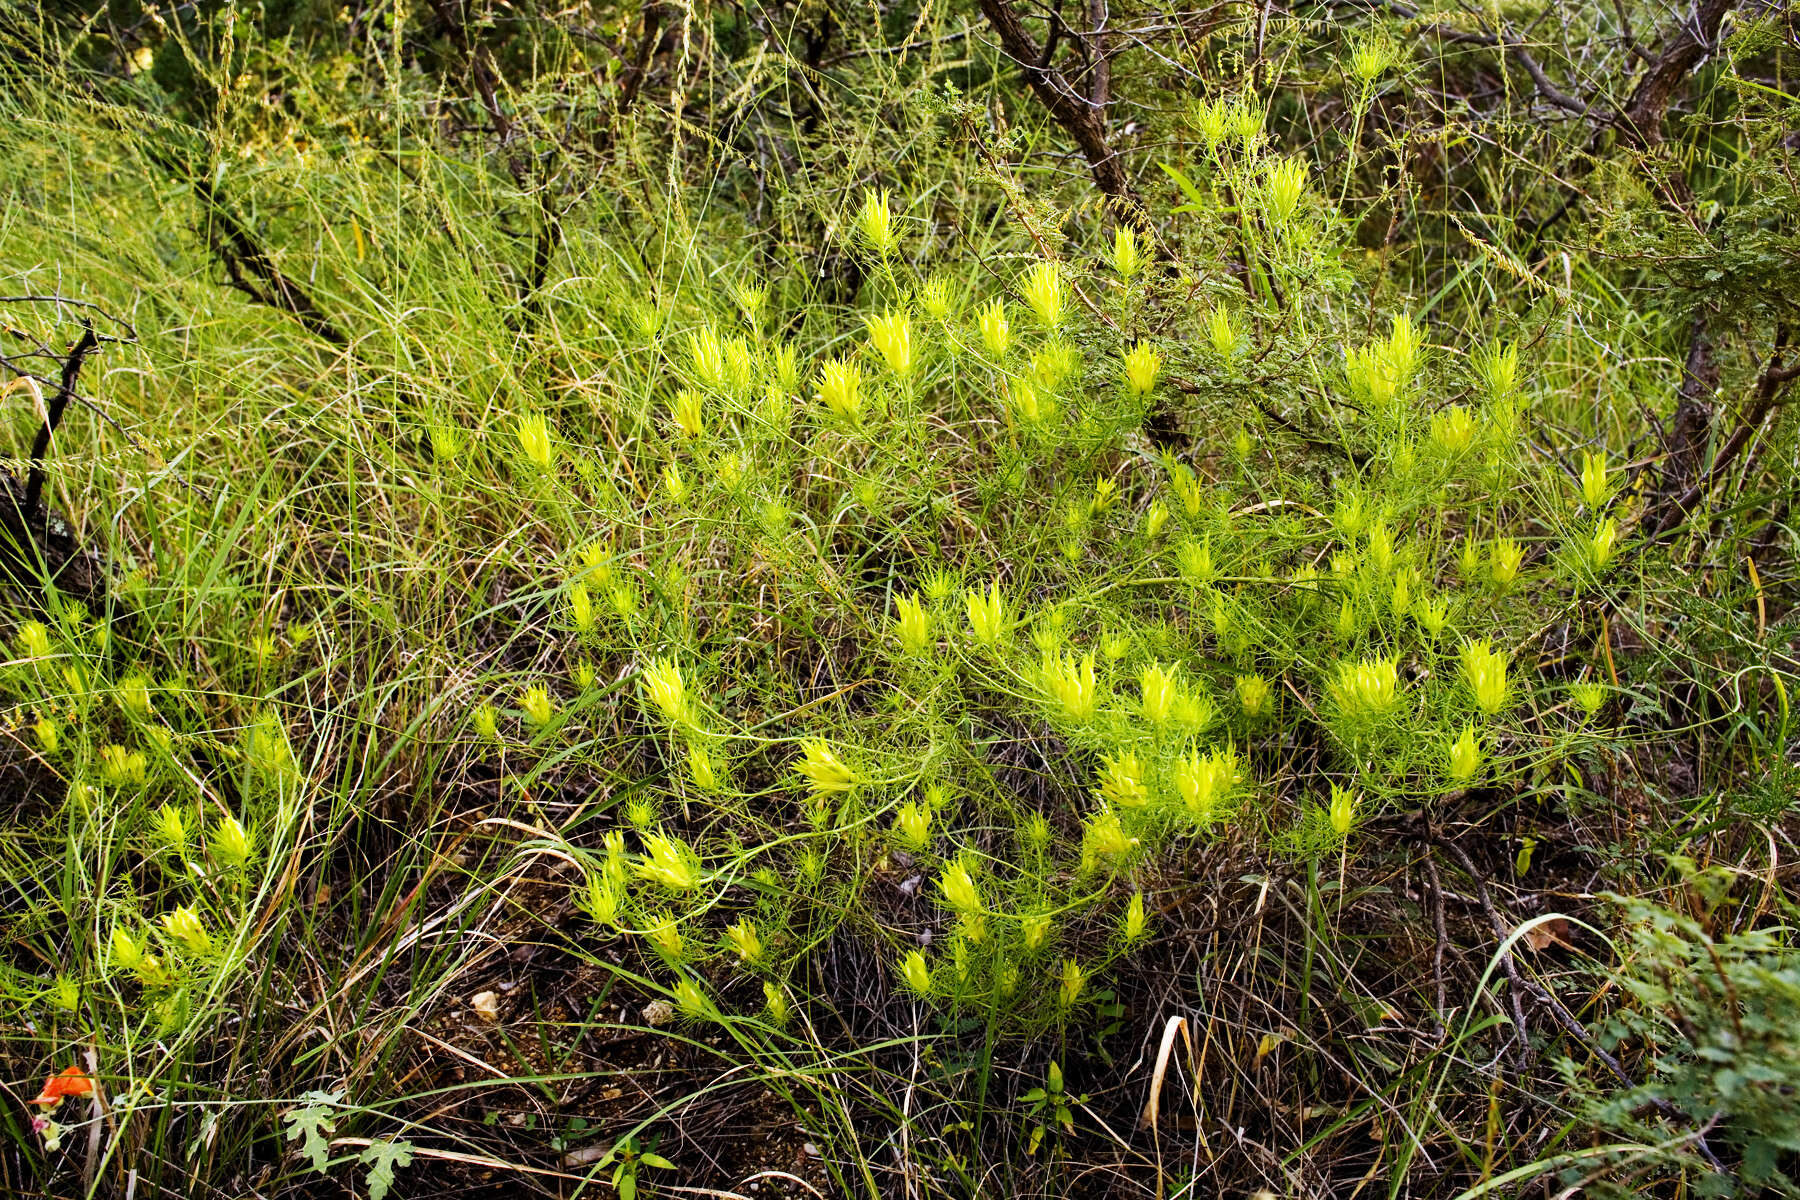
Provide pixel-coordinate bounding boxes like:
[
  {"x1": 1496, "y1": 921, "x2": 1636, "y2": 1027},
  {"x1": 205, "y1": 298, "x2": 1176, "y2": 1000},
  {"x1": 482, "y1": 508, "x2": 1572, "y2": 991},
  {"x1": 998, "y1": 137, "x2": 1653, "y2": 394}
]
[{"x1": 1, "y1": 1, "x2": 1797, "y2": 1196}]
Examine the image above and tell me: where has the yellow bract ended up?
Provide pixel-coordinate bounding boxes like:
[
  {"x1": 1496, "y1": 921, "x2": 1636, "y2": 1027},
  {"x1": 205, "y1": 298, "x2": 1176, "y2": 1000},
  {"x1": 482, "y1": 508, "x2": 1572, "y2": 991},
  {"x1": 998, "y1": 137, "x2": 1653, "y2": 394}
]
[
  {"x1": 864, "y1": 308, "x2": 913, "y2": 378},
  {"x1": 1572, "y1": 681, "x2": 1607, "y2": 716},
  {"x1": 152, "y1": 803, "x2": 189, "y2": 847},
  {"x1": 646, "y1": 920, "x2": 685, "y2": 961},
  {"x1": 1111, "y1": 226, "x2": 1143, "y2": 280},
  {"x1": 1580, "y1": 449, "x2": 1610, "y2": 508},
  {"x1": 1263, "y1": 158, "x2": 1308, "y2": 225},
  {"x1": 855, "y1": 189, "x2": 897, "y2": 257},
  {"x1": 1207, "y1": 307, "x2": 1237, "y2": 357},
  {"x1": 1460, "y1": 640, "x2": 1510, "y2": 715},
  {"x1": 894, "y1": 593, "x2": 932, "y2": 656},
  {"x1": 965, "y1": 581, "x2": 1008, "y2": 645},
  {"x1": 1122, "y1": 340, "x2": 1161, "y2": 397},
  {"x1": 893, "y1": 800, "x2": 931, "y2": 851},
  {"x1": 1019, "y1": 261, "x2": 1065, "y2": 329},
  {"x1": 1144, "y1": 500, "x2": 1170, "y2": 539},
  {"x1": 1043, "y1": 650, "x2": 1100, "y2": 722},
  {"x1": 569, "y1": 583, "x2": 593, "y2": 633},
  {"x1": 1329, "y1": 657, "x2": 1402, "y2": 719},
  {"x1": 1058, "y1": 957, "x2": 1086, "y2": 1008},
  {"x1": 515, "y1": 413, "x2": 554, "y2": 469},
  {"x1": 686, "y1": 744, "x2": 720, "y2": 791},
  {"x1": 1097, "y1": 751, "x2": 1149, "y2": 807},
  {"x1": 815, "y1": 358, "x2": 864, "y2": 422},
  {"x1": 1235, "y1": 673, "x2": 1274, "y2": 719},
  {"x1": 18, "y1": 620, "x2": 50, "y2": 659},
  {"x1": 796, "y1": 740, "x2": 861, "y2": 794},
  {"x1": 1475, "y1": 341, "x2": 1519, "y2": 400},
  {"x1": 1446, "y1": 725, "x2": 1482, "y2": 782},
  {"x1": 674, "y1": 977, "x2": 712, "y2": 1020},
  {"x1": 687, "y1": 326, "x2": 725, "y2": 388},
  {"x1": 938, "y1": 860, "x2": 982, "y2": 914},
  {"x1": 901, "y1": 949, "x2": 932, "y2": 994},
  {"x1": 211, "y1": 814, "x2": 254, "y2": 870},
  {"x1": 1174, "y1": 745, "x2": 1239, "y2": 820},
  {"x1": 1081, "y1": 807, "x2": 1138, "y2": 873},
  {"x1": 641, "y1": 657, "x2": 687, "y2": 723},
  {"x1": 978, "y1": 299, "x2": 1010, "y2": 358},
  {"x1": 1489, "y1": 537, "x2": 1524, "y2": 586},
  {"x1": 670, "y1": 389, "x2": 705, "y2": 438},
  {"x1": 636, "y1": 832, "x2": 702, "y2": 891},
  {"x1": 1139, "y1": 663, "x2": 1177, "y2": 725},
  {"x1": 520, "y1": 684, "x2": 554, "y2": 728},
  {"x1": 918, "y1": 275, "x2": 954, "y2": 320},
  {"x1": 1121, "y1": 892, "x2": 1149, "y2": 943},
  {"x1": 1328, "y1": 784, "x2": 1357, "y2": 837},
  {"x1": 1009, "y1": 380, "x2": 1050, "y2": 427},
  {"x1": 725, "y1": 920, "x2": 763, "y2": 964},
  {"x1": 161, "y1": 905, "x2": 212, "y2": 955},
  {"x1": 1430, "y1": 405, "x2": 1476, "y2": 454}
]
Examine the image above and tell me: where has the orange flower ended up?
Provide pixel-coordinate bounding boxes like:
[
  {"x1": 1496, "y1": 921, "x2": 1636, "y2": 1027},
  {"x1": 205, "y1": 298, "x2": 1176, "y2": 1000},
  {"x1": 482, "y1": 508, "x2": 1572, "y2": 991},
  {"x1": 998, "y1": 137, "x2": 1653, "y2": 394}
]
[{"x1": 30, "y1": 1065, "x2": 93, "y2": 1107}]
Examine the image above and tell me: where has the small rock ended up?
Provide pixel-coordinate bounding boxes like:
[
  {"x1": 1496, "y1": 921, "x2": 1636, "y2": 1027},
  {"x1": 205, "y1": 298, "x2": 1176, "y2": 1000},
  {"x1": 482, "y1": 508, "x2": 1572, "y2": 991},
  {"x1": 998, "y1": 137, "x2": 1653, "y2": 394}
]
[
  {"x1": 471, "y1": 990, "x2": 500, "y2": 1022},
  {"x1": 642, "y1": 998, "x2": 675, "y2": 1027},
  {"x1": 802, "y1": 1142, "x2": 820, "y2": 1158}
]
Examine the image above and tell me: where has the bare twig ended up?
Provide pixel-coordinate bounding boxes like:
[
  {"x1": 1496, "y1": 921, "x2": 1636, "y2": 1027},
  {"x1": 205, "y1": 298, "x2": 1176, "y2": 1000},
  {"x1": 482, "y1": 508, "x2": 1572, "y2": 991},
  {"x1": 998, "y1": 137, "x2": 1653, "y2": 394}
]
[
  {"x1": 195, "y1": 179, "x2": 349, "y2": 346},
  {"x1": 974, "y1": 0, "x2": 1148, "y2": 227},
  {"x1": 1425, "y1": 833, "x2": 1728, "y2": 1174},
  {"x1": 24, "y1": 325, "x2": 99, "y2": 523}
]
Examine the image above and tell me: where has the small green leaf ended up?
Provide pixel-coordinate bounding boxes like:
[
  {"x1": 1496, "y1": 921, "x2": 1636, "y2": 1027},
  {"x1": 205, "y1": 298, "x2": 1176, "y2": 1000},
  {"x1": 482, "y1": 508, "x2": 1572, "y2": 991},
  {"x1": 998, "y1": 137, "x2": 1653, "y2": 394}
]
[
  {"x1": 283, "y1": 1091, "x2": 344, "y2": 1174},
  {"x1": 360, "y1": 1139, "x2": 415, "y2": 1200},
  {"x1": 1158, "y1": 162, "x2": 1207, "y2": 210}
]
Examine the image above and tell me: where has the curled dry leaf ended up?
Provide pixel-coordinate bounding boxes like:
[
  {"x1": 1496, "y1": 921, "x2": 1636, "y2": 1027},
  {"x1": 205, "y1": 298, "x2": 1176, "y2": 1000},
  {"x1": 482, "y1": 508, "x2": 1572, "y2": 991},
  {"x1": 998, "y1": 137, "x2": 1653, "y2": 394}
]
[{"x1": 1522, "y1": 917, "x2": 1576, "y2": 953}]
